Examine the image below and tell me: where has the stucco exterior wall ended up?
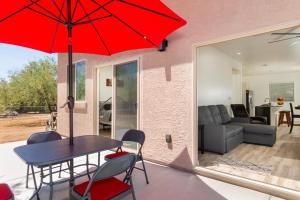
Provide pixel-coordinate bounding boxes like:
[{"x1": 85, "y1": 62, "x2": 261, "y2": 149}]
[{"x1": 58, "y1": 0, "x2": 300, "y2": 170}]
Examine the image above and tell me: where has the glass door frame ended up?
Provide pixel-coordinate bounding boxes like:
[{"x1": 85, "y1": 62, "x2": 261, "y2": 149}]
[{"x1": 96, "y1": 57, "x2": 141, "y2": 148}]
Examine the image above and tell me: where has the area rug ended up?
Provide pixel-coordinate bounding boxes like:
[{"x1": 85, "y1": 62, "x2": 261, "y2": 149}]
[{"x1": 210, "y1": 157, "x2": 273, "y2": 174}]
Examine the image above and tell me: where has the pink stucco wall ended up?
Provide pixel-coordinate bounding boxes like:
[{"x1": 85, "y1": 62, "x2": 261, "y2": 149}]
[{"x1": 58, "y1": 0, "x2": 300, "y2": 170}]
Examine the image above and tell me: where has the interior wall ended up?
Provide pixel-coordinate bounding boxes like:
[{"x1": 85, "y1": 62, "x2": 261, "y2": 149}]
[
  {"x1": 197, "y1": 46, "x2": 242, "y2": 107},
  {"x1": 232, "y1": 69, "x2": 243, "y2": 104},
  {"x1": 243, "y1": 71, "x2": 300, "y2": 109},
  {"x1": 99, "y1": 66, "x2": 113, "y2": 102}
]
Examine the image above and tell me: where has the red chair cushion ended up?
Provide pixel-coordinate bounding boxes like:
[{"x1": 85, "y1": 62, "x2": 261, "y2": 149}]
[
  {"x1": 0, "y1": 184, "x2": 13, "y2": 200},
  {"x1": 105, "y1": 151, "x2": 129, "y2": 160},
  {"x1": 73, "y1": 177, "x2": 130, "y2": 200}
]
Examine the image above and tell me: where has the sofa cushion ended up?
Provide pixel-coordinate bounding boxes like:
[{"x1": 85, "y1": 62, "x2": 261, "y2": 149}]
[
  {"x1": 198, "y1": 106, "x2": 214, "y2": 125},
  {"x1": 225, "y1": 125, "x2": 243, "y2": 139},
  {"x1": 230, "y1": 122, "x2": 276, "y2": 135},
  {"x1": 208, "y1": 105, "x2": 223, "y2": 124},
  {"x1": 217, "y1": 105, "x2": 232, "y2": 124}
]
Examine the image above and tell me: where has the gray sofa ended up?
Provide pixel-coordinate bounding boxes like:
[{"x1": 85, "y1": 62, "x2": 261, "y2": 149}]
[{"x1": 198, "y1": 105, "x2": 277, "y2": 154}]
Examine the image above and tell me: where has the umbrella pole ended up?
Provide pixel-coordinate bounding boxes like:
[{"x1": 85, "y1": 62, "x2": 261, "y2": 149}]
[
  {"x1": 67, "y1": 29, "x2": 74, "y2": 146},
  {"x1": 67, "y1": 0, "x2": 75, "y2": 187},
  {"x1": 67, "y1": 0, "x2": 74, "y2": 146}
]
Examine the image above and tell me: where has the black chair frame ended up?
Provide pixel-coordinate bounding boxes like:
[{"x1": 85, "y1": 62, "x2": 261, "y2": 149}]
[
  {"x1": 72, "y1": 153, "x2": 137, "y2": 200},
  {"x1": 107, "y1": 129, "x2": 149, "y2": 184},
  {"x1": 289, "y1": 103, "x2": 300, "y2": 134}
]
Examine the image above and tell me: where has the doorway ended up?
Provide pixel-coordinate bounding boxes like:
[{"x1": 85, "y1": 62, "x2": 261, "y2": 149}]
[
  {"x1": 98, "y1": 66, "x2": 113, "y2": 138},
  {"x1": 195, "y1": 25, "x2": 300, "y2": 192}
]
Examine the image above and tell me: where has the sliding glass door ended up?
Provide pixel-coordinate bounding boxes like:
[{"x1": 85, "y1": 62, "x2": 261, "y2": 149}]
[
  {"x1": 114, "y1": 61, "x2": 138, "y2": 149},
  {"x1": 98, "y1": 60, "x2": 139, "y2": 149}
]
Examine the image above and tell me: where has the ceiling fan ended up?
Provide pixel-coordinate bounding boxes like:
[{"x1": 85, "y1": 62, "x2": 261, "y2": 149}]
[{"x1": 269, "y1": 32, "x2": 300, "y2": 44}]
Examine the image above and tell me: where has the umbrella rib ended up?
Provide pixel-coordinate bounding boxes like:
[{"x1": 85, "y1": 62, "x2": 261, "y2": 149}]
[
  {"x1": 78, "y1": 0, "x2": 112, "y2": 55},
  {"x1": 27, "y1": 7, "x2": 65, "y2": 24},
  {"x1": 51, "y1": 0, "x2": 67, "y2": 22},
  {"x1": 72, "y1": 0, "x2": 80, "y2": 20},
  {"x1": 90, "y1": 0, "x2": 158, "y2": 47},
  {"x1": 73, "y1": 0, "x2": 114, "y2": 24},
  {"x1": 74, "y1": 14, "x2": 112, "y2": 26},
  {"x1": 117, "y1": 0, "x2": 181, "y2": 22},
  {"x1": 28, "y1": 0, "x2": 66, "y2": 24},
  {"x1": 0, "y1": 0, "x2": 42, "y2": 24},
  {"x1": 50, "y1": 0, "x2": 67, "y2": 52}
]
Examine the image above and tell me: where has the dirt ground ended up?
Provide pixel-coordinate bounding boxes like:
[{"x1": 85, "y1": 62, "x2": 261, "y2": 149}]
[{"x1": 0, "y1": 114, "x2": 49, "y2": 144}]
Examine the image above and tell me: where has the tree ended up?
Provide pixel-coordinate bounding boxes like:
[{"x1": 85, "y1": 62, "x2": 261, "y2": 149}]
[
  {"x1": 0, "y1": 57, "x2": 57, "y2": 113},
  {"x1": 0, "y1": 79, "x2": 10, "y2": 112}
]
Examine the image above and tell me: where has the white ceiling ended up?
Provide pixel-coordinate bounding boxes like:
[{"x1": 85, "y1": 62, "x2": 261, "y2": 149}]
[{"x1": 212, "y1": 26, "x2": 300, "y2": 75}]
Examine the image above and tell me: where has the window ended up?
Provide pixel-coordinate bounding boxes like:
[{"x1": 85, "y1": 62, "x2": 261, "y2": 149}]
[
  {"x1": 74, "y1": 61, "x2": 86, "y2": 101},
  {"x1": 270, "y1": 82, "x2": 294, "y2": 102}
]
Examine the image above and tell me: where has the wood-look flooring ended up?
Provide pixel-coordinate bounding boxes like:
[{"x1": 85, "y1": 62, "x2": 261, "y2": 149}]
[{"x1": 198, "y1": 125, "x2": 300, "y2": 192}]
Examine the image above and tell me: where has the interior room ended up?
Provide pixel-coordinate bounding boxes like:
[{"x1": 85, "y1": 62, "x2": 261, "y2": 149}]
[{"x1": 197, "y1": 26, "x2": 300, "y2": 192}]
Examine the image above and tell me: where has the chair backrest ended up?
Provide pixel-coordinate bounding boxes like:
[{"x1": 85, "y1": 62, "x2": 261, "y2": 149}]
[
  {"x1": 121, "y1": 129, "x2": 145, "y2": 146},
  {"x1": 82, "y1": 153, "x2": 137, "y2": 197},
  {"x1": 290, "y1": 103, "x2": 294, "y2": 116},
  {"x1": 27, "y1": 131, "x2": 62, "y2": 145},
  {"x1": 231, "y1": 104, "x2": 249, "y2": 118}
]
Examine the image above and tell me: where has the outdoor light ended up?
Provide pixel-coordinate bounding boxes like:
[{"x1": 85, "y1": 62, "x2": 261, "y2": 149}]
[
  {"x1": 159, "y1": 39, "x2": 168, "y2": 51},
  {"x1": 165, "y1": 134, "x2": 172, "y2": 143}
]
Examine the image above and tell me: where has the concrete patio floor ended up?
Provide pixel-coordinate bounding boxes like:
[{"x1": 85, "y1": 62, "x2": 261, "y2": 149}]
[{"x1": 0, "y1": 141, "x2": 283, "y2": 200}]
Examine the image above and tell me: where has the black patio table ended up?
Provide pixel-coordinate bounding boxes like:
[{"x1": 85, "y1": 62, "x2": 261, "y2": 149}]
[{"x1": 14, "y1": 135, "x2": 122, "y2": 200}]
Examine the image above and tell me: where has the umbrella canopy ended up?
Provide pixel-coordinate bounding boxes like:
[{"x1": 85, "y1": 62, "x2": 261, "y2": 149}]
[
  {"x1": 0, "y1": 0, "x2": 186, "y2": 55},
  {"x1": 0, "y1": 0, "x2": 186, "y2": 187},
  {"x1": 0, "y1": 0, "x2": 186, "y2": 145}
]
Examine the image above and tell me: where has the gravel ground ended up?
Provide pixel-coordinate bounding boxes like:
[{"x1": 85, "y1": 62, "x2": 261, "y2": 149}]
[{"x1": 0, "y1": 114, "x2": 49, "y2": 144}]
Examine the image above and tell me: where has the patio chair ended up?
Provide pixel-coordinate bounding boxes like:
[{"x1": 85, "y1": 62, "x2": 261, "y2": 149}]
[
  {"x1": 25, "y1": 131, "x2": 69, "y2": 188},
  {"x1": 0, "y1": 183, "x2": 14, "y2": 200},
  {"x1": 72, "y1": 153, "x2": 137, "y2": 200},
  {"x1": 104, "y1": 129, "x2": 149, "y2": 184}
]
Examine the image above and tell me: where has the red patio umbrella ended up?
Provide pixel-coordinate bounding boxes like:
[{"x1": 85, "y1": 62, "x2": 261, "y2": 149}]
[{"x1": 0, "y1": 0, "x2": 186, "y2": 187}]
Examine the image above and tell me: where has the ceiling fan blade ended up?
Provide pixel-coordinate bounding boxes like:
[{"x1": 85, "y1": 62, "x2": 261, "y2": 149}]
[
  {"x1": 289, "y1": 39, "x2": 300, "y2": 47},
  {"x1": 272, "y1": 32, "x2": 300, "y2": 35},
  {"x1": 269, "y1": 36, "x2": 300, "y2": 44}
]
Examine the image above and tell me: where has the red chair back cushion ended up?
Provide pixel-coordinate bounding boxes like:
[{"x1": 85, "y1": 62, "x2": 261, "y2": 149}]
[{"x1": 105, "y1": 151, "x2": 129, "y2": 160}]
